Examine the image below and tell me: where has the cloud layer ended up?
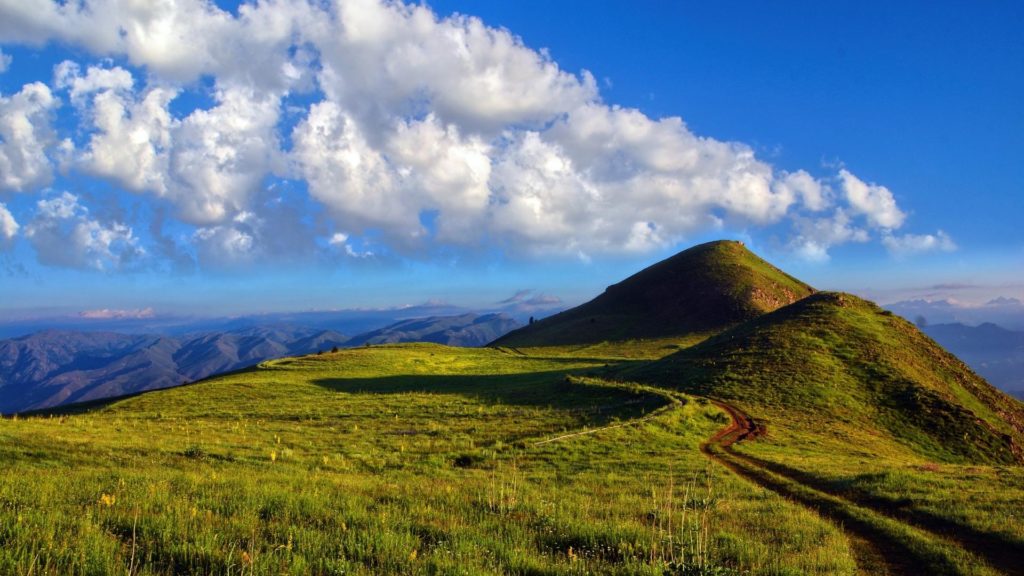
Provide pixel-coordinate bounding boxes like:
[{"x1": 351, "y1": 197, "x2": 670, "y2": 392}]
[{"x1": 0, "y1": 0, "x2": 951, "y2": 269}]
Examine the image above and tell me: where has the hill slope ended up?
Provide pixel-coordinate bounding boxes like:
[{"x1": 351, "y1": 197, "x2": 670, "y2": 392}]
[
  {"x1": 629, "y1": 292, "x2": 1024, "y2": 465},
  {"x1": 492, "y1": 240, "x2": 814, "y2": 347}
]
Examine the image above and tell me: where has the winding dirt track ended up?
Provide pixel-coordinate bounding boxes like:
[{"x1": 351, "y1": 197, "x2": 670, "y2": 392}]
[{"x1": 700, "y1": 400, "x2": 1017, "y2": 576}]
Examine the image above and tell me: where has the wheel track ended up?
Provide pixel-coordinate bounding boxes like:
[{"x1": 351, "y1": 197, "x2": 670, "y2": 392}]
[{"x1": 702, "y1": 400, "x2": 1009, "y2": 576}]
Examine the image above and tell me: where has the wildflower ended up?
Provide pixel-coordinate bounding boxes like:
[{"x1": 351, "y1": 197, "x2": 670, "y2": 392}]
[
  {"x1": 409, "y1": 549, "x2": 418, "y2": 561},
  {"x1": 270, "y1": 450, "x2": 278, "y2": 463},
  {"x1": 99, "y1": 493, "x2": 116, "y2": 507}
]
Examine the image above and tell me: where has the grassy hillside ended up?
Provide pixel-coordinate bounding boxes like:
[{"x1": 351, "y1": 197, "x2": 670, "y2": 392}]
[
  {"x1": 622, "y1": 292, "x2": 1024, "y2": 574},
  {"x1": 0, "y1": 344, "x2": 863, "y2": 575},
  {"x1": 493, "y1": 240, "x2": 814, "y2": 347},
  {"x1": 628, "y1": 292, "x2": 1024, "y2": 465}
]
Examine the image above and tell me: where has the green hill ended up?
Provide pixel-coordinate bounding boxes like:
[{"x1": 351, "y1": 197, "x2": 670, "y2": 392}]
[
  {"x1": 492, "y1": 240, "x2": 814, "y2": 348},
  {"x1": 628, "y1": 291, "x2": 1024, "y2": 464}
]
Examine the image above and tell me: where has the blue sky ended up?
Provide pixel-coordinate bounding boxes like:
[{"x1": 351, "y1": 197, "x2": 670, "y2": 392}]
[{"x1": 0, "y1": 0, "x2": 1021, "y2": 322}]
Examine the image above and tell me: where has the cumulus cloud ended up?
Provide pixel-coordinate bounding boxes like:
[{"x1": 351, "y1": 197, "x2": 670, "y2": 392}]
[
  {"x1": 54, "y1": 60, "x2": 134, "y2": 105},
  {"x1": 0, "y1": 82, "x2": 61, "y2": 192},
  {"x1": 0, "y1": 48, "x2": 10, "y2": 73},
  {"x1": 882, "y1": 230, "x2": 956, "y2": 256},
  {"x1": 0, "y1": 202, "x2": 18, "y2": 249},
  {"x1": 191, "y1": 187, "x2": 321, "y2": 268},
  {"x1": 788, "y1": 210, "x2": 869, "y2": 262},
  {"x1": 57, "y1": 62, "x2": 176, "y2": 195},
  {"x1": 839, "y1": 169, "x2": 905, "y2": 229},
  {"x1": 167, "y1": 85, "x2": 284, "y2": 225},
  {"x1": 23, "y1": 192, "x2": 144, "y2": 270},
  {"x1": 0, "y1": 0, "x2": 943, "y2": 267}
]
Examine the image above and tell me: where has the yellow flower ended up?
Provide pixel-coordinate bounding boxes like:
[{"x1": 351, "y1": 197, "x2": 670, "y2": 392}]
[
  {"x1": 99, "y1": 493, "x2": 116, "y2": 507},
  {"x1": 270, "y1": 450, "x2": 278, "y2": 463},
  {"x1": 408, "y1": 549, "x2": 418, "y2": 561}
]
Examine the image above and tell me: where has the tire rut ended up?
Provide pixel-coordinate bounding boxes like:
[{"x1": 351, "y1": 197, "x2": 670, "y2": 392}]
[{"x1": 700, "y1": 400, "x2": 995, "y2": 576}]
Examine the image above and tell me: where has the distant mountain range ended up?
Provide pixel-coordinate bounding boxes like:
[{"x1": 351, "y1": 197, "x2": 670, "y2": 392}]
[
  {"x1": 887, "y1": 297, "x2": 1024, "y2": 331},
  {"x1": 0, "y1": 313, "x2": 520, "y2": 414},
  {"x1": 346, "y1": 313, "x2": 519, "y2": 347},
  {"x1": 922, "y1": 322, "x2": 1024, "y2": 400}
]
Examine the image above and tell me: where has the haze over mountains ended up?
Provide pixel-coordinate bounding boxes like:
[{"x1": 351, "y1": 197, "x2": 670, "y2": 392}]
[
  {"x1": 922, "y1": 322, "x2": 1024, "y2": 400},
  {"x1": 0, "y1": 313, "x2": 519, "y2": 414}
]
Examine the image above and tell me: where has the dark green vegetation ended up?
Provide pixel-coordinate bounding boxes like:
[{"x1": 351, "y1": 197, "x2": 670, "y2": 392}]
[
  {"x1": 1, "y1": 240, "x2": 1021, "y2": 575},
  {"x1": 494, "y1": 240, "x2": 814, "y2": 347}
]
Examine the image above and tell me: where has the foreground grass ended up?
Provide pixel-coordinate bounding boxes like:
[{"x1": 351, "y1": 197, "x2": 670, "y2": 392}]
[{"x1": 0, "y1": 344, "x2": 854, "y2": 575}]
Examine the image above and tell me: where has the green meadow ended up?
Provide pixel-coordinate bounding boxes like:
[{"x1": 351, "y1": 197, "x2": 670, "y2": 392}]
[
  {"x1": 1, "y1": 344, "x2": 858, "y2": 576},
  {"x1": 1, "y1": 340, "x2": 1020, "y2": 575}
]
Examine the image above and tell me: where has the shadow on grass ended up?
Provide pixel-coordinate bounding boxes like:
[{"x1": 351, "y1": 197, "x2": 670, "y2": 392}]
[{"x1": 310, "y1": 364, "x2": 661, "y2": 420}]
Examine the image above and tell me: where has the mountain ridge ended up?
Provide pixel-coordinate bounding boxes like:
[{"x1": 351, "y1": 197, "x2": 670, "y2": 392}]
[{"x1": 0, "y1": 313, "x2": 521, "y2": 414}]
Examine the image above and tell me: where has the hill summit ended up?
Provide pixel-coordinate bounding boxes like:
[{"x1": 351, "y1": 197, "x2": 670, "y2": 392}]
[{"x1": 493, "y1": 240, "x2": 814, "y2": 347}]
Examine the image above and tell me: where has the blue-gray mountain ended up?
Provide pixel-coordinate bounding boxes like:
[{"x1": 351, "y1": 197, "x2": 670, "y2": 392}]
[
  {"x1": 346, "y1": 313, "x2": 520, "y2": 347},
  {"x1": 0, "y1": 313, "x2": 520, "y2": 413},
  {"x1": 922, "y1": 322, "x2": 1024, "y2": 400}
]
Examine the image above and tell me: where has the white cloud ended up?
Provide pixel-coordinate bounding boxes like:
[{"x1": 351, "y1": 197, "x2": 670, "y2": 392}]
[
  {"x1": 191, "y1": 189, "x2": 321, "y2": 268},
  {"x1": 0, "y1": 48, "x2": 11, "y2": 73},
  {"x1": 0, "y1": 0, "x2": 933, "y2": 266},
  {"x1": 0, "y1": 202, "x2": 18, "y2": 249},
  {"x1": 167, "y1": 85, "x2": 284, "y2": 225},
  {"x1": 0, "y1": 82, "x2": 60, "y2": 192},
  {"x1": 788, "y1": 210, "x2": 869, "y2": 262},
  {"x1": 313, "y1": 0, "x2": 597, "y2": 134},
  {"x1": 24, "y1": 192, "x2": 144, "y2": 270},
  {"x1": 839, "y1": 169, "x2": 905, "y2": 229},
  {"x1": 79, "y1": 307, "x2": 155, "y2": 319},
  {"x1": 882, "y1": 230, "x2": 956, "y2": 256},
  {"x1": 58, "y1": 63, "x2": 177, "y2": 195},
  {"x1": 58, "y1": 62, "x2": 283, "y2": 226},
  {"x1": 775, "y1": 170, "x2": 829, "y2": 212},
  {"x1": 292, "y1": 101, "x2": 406, "y2": 237},
  {"x1": 54, "y1": 60, "x2": 134, "y2": 105},
  {"x1": 193, "y1": 220, "x2": 257, "y2": 268},
  {"x1": 386, "y1": 115, "x2": 492, "y2": 241}
]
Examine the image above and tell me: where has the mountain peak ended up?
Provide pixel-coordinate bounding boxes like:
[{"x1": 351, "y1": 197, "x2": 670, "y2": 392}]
[{"x1": 493, "y1": 240, "x2": 814, "y2": 347}]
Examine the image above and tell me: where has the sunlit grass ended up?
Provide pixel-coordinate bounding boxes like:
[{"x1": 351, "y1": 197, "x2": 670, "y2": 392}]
[{"x1": 0, "y1": 344, "x2": 854, "y2": 575}]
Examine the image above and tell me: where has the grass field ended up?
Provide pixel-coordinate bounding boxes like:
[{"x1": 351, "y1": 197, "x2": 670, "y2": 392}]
[
  {"x1": 0, "y1": 344, "x2": 862, "y2": 575},
  {"x1": 1, "y1": 334, "x2": 1020, "y2": 574}
]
